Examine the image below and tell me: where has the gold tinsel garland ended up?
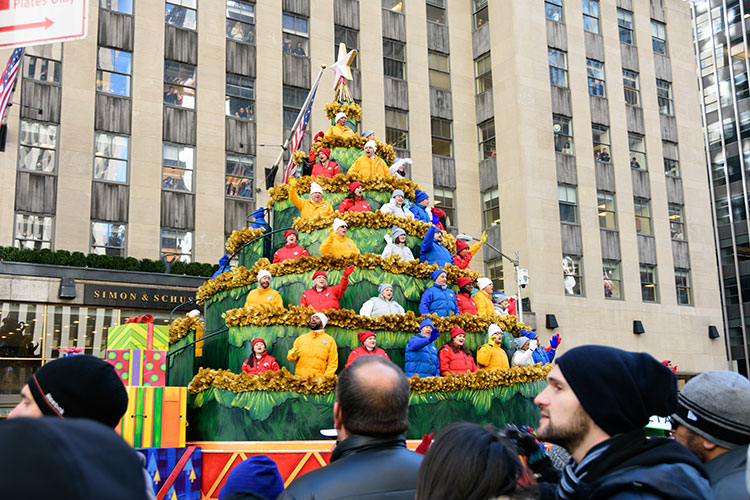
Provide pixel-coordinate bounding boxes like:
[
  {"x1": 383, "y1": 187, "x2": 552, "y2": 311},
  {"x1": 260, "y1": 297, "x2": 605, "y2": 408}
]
[
  {"x1": 188, "y1": 364, "x2": 550, "y2": 396},
  {"x1": 169, "y1": 313, "x2": 204, "y2": 344},
  {"x1": 307, "y1": 135, "x2": 396, "y2": 166},
  {"x1": 268, "y1": 174, "x2": 420, "y2": 204},
  {"x1": 226, "y1": 227, "x2": 266, "y2": 254},
  {"x1": 199, "y1": 254, "x2": 476, "y2": 304},
  {"x1": 324, "y1": 101, "x2": 363, "y2": 121}
]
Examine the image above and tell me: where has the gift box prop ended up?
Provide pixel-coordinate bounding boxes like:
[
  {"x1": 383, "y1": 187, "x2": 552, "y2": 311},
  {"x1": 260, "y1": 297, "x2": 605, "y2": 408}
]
[
  {"x1": 106, "y1": 349, "x2": 167, "y2": 387},
  {"x1": 116, "y1": 386, "x2": 187, "y2": 449},
  {"x1": 57, "y1": 347, "x2": 84, "y2": 357},
  {"x1": 107, "y1": 314, "x2": 170, "y2": 351},
  {"x1": 138, "y1": 446, "x2": 201, "y2": 500}
]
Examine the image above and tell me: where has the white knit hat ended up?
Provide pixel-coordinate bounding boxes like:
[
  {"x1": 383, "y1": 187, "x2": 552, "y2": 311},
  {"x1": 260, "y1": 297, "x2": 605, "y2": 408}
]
[
  {"x1": 335, "y1": 112, "x2": 347, "y2": 123},
  {"x1": 477, "y1": 277, "x2": 493, "y2": 290},
  {"x1": 257, "y1": 269, "x2": 272, "y2": 282},
  {"x1": 332, "y1": 218, "x2": 348, "y2": 231},
  {"x1": 312, "y1": 312, "x2": 328, "y2": 329},
  {"x1": 364, "y1": 140, "x2": 377, "y2": 150},
  {"x1": 310, "y1": 182, "x2": 323, "y2": 195},
  {"x1": 488, "y1": 323, "x2": 502, "y2": 338}
]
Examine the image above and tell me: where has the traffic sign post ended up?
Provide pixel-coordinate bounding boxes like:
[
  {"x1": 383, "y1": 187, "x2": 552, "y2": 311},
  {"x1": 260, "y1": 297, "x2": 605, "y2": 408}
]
[{"x1": 0, "y1": 0, "x2": 88, "y2": 49}]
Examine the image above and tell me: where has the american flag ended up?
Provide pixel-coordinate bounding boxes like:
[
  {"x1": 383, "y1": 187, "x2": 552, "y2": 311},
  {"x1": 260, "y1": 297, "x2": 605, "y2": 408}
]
[
  {"x1": 0, "y1": 48, "x2": 23, "y2": 125},
  {"x1": 282, "y1": 81, "x2": 319, "y2": 183}
]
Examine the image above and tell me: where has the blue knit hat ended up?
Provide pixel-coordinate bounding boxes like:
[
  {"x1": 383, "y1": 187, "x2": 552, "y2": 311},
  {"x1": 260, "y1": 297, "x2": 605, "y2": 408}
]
[
  {"x1": 522, "y1": 330, "x2": 537, "y2": 340},
  {"x1": 414, "y1": 190, "x2": 429, "y2": 203},
  {"x1": 218, "y1": 455, "x2": 284, "y2": 500},
  {"x1": 419, "y1": 317, "x2": 435, "y2": 330},
  {"x1": 430, "y1": 269, "x2": 447, "y2": 281}
]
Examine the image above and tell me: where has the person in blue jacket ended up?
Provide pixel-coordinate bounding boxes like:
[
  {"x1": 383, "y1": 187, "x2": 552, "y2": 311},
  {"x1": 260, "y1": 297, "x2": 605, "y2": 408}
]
[
  {"x1": 212, "y1": 253, "x2": 232, "y2": 279},
  {"x1": 410, "y1": 190, "x2": 431, "y2": 222},
  {"x1": 405, "y1": 317, "x2": 440, "y2": 378},
  {"x1": 420, "y1": 225, "x2": 453, "y2": 268},
  {"x1": 419, "y1": 269, "x2": 459, "y2": 317},
  {"x1": 523, "y1": 330, "x2": 561, "y2": 364}
]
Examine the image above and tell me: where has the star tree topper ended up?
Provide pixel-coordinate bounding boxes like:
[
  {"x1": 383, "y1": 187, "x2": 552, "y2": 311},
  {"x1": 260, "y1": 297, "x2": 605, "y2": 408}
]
[{"x1": 329, "y1": 42, "x2": 357, "y2": 101}]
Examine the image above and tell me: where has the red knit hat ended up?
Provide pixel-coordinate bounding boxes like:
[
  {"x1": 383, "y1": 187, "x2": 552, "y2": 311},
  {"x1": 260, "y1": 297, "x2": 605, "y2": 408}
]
[
  {"x1": 312, "y1": 270, "x2": 327, "y2": 280},
  {"x1": 456, "y1": 240, "x2": 469, "y2": 253},
  {"x1": 456, "y1": 277, "x2": 473, "y2": 288},
  {"x1": 357, "y1": 331, "x2": 376, "y2": 343},
  {"x1": 349, "y1": 181, "x2": 362, "y2": 192},
  {"x1": 251, "y1": 338, "x2": 266, "y2": 349},
  {"x1": 314, "y1": 131, "x2": 324, "y2": 142},
  {"x1": 318, "y1": 147, "x2": 331, "y2": 158},
  {"x1": 450, "y1": 327, "x2": 465, "y2": 340},
  {"x1": 284, "y1": 229, "x2": 298, "y2": 239}
]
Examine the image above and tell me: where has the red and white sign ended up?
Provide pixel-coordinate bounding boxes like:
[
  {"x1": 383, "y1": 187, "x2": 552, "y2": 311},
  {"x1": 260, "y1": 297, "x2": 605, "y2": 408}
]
[{"x1": 0, "y1": 0, "x2": 88, "y2": 49}]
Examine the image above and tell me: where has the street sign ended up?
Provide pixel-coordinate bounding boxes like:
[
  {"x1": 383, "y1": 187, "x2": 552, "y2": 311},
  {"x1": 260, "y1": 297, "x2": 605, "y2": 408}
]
[{"x1": 0, "y1": 0, "x2": 88, "y2": 49}]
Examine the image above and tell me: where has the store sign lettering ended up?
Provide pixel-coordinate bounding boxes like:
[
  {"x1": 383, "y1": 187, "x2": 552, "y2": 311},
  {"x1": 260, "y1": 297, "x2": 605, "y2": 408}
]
[{"x1": 84, "y1": 285, "x2": 195, "y2": 309}]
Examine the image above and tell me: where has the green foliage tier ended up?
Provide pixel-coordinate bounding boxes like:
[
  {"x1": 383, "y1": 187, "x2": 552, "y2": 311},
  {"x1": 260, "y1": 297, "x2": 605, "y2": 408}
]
[
  {"x1": 329, "y1": 146, "x2": 364, "y2": 174},
  {"x1": 168, "y1": 331, "x2": 196, "y2": 387}
]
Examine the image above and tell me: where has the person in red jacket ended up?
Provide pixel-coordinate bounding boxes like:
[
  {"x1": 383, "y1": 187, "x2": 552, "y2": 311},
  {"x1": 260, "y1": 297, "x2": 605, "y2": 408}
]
[
  {"x1": 311, "y1": 148, "x2": 341, "y2": 178},
  {"x1": 241, "y1": 338, "x2": 280, "y2": 375},
  {"x1": 273, "y1": 230, "x2": 310, "y2": 263},
  {"x1": 338, "y1": 181, "x2": 371, "y2": 213},
  {"x1": 299, "y1": 266, "x2": 354, "y2": 311},
  {"x1": 456, "y1": 277, "x2": 477, "y2": 315},
  {"x1": 439, "y1": 328, "x2": 477, "y2": 375},
  {"x1": 345, "y1": 331, "x2": 390, "y2": 368}
]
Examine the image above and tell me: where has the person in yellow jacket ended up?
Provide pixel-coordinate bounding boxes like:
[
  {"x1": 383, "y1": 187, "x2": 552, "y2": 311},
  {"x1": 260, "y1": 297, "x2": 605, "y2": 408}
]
[
  {"x1": 319, "y1": 218, "x2": 361, "y2": 258},
  {"x1": 324, "y1": 112, "x2": 356, "y2": 141},
  {"x1": 348, "y1": 140, "x2": 389, "y2": 179},
  {"x1": 244, "y1": 270, "x2": 284, "y2": 309},
  {"x1": 287, "y1": 312, "x2": 338, "y2": 378},
  {"x1": 474, "y1": 277, "x2": 495, "y2": 316},
  {"x1": 476, "y1": 324, "x2": 510, "y2": 371},
  {"x1": 288, "y1": 178, "x2": 334, "y2": 219}
]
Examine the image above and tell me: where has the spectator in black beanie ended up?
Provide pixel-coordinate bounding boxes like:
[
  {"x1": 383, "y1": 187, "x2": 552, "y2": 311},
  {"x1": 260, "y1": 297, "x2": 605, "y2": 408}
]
[{"x1": 533, "y1": 345, "x2": 714, "y2": 500}]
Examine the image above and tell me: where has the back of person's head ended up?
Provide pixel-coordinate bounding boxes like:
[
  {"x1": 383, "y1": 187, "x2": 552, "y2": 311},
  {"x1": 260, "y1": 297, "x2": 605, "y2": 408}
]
[
  {"x1": 416, "y1": 422, "x2": 528, "y2": 500},
  {"x1": 336, "y1": 355, "x2": 410, "y2": 437},
  {"x1": 0, "y1": 417, "x2": 148, "y2": 500},
  {"x1": 218, "y1": 455, "x2": 284, "y2": 500}
]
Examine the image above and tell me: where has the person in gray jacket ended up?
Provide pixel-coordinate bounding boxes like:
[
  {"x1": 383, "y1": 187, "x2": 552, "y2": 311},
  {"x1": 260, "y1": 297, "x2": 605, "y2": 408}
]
[
  {"x1": 382, "y1": 226, "x2": 415, "y2": 262},
  {"x1": 359, "y1": 283, "x2": 406, "y2": 317},
  {"x1": 379, "y1": 189, "x2": 414, "y2": 219}
]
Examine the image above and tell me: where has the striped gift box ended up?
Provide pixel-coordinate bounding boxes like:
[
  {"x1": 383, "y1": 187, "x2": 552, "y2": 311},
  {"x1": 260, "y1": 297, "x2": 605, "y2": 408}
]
[
  {"x1": 116, "y1": 386, "x2": 187, "y2": 449},
  {"x1": 107, "y1": 323, "x2": 170, "y2": 351}
]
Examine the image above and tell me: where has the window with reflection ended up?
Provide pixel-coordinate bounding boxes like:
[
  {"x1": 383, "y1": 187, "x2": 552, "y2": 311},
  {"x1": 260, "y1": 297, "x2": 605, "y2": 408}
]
[
  {"x1": 18, "y1": 120, "x2": 57, "y2": 173},
  {"x1": 282, "y1": 12, "x2": 309, "y2": 56},
  {"x1": 385, "y1": 108, "x2": 409, "y2": 150},
  {"x1": 563, "y1": 255, "x2": 583, "y2": 296},
  {"x1": 161, "y1": 229, "x2": 193, "y2": 263},
  {"x1": 226, "y1": 0, "x2": 254, "y2": 44},
  {"x1": 634, "y1": 197, "x2": 652, "y2": 235},
  {"x1": 545, "y1": 0, "x2": 563, "y2": 22},
  {"x1": 433, "y1": 188, "x2": 456, "y2": 229},
  {"x1": 162, "y1": 144, "x2": 194, "y2": 192},
  {"x1": 668, "y1": 203, "x2": 686, "y2": 240},
  {"x1": 592, "y1": 124, "x2": 611, "y2": 162},
  {"x1": 656, "y1": 79, "x2": 673, "y2": 115},
  {"x1": 226, "y1": 154, "x2": 254, "y2": 199},
  {"x1": 617, "y1": 9, "x2": 634, "y2": 44},
  {"x1": 602, "y1": 260, "x2": 622, "y2": 299},
  {"x1": 623, "y1": 69, "x2": 640, "y2": 106},
  {"x1": 166, "y1": 0, "x2": 196, "y2": 30},
  {"x1": 477, "y1": 119, "x2": 495, "y2": 160},
  {"x1": 164, "y1": 61, "x2": 196, "y2": 109},
  {"x1": 553, "y1": 114, "x2": 574, "y2": 154},
  {"x1": 94, "y1": 133, "x2": 129, "y2": 183},
  {"x1": 14, "y1": 214, "x2": 53, "y2": 250},
  {"x1": 548, "y1": 48, "x2": 568, "y2": 87},
  {"x1": 474, "y1": 53, "x2": 492, "y2": 94},
  {"x1": 283, "y1": 86, "x2": 308, "y2": 129},
  {"x1": 100, "y1": 0, "x2": 133, "y2": 14},
  {"x1": 675, "y1": 269, "x2": 692, "y2": 305},
  {"x1": 431, "y1": 118, "x2": 452, "y2": 157},
  {"x1": 383, "y1": 39, "x2": 406, "y2": 80},
  {"x1": 640, "y1": 264, "x2": 658, "y2": 302},
  {"x1": 558, "y1": 184, "x2": 578, "y2": 224},
  {"x1": 226, "y1": 74, "x2": 254, "y2": 120},
  {"x1": 45, "y1": 305, "x2": 118, "y2": 358},
  {"x1": 335, "y1": 25, "x2": 359, "y2": 68},
  {"x1": 628, "y1": 133, "x2": 647, "y2": 170},
  {"x1": 428, "y1": 52, "x2": 450, "y2": 90},
  {"x1": 663, "y1": 140, "x2": 680, "y2": 177},
  {"x1": 482, "y1": 188, "x2": 500, "y2": 228},
  {"x1": 485, "y1": 259, "x2": 504, "y2": 291},
  {"x1": 383, "y1": 0, "x2": 404, "y2": 13},
  {"x1": 91, "y1": 222, "x2": 126, "y2": 256},
  {"x1": 597, "y1": 191, "x2": 617, "y2": 229},
  {"x1": 426, "y1": 0, "x2": 446, "y2": 24},
  {"x1": 0, "y1": 302, "x2": 45, "y2": 360},
  {"x1": 96, "y1": 48, "x2": 132, "y2": 97},
  {"x1": 582, "y1": 0, "x2": 600, "y2": 34},
  {"x1": 651, "y1": 20, "x2": 667, "y2": 55},
  {"x1": 472, "y1": 0, "x2": 488, "y2": 29},
  {"x1": 23, "y1": 54, "x2": 61, "y2": 83},
  {"x1": 587, "y1": 59, "x2": 606, "y2": 97}
]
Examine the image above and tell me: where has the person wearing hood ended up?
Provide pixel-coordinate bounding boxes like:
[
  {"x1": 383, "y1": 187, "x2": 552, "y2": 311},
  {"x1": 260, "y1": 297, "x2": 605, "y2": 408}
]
[
  {"x1": 453, "y1": 233, "x2": 487, "y2": 270},
  {"x1": 241, "y1": 338, "x2": 280, "y2": 375},
  {"x1": 360, "y1": 284, "x2": 406, "y2": 317},
  {"x1": 244, "y1": 270, "x2": 284, "y2": 309},
  {"x1": 345, "y1": 331, "x2": 391, "y2": 368},
  {"x1": 300, "y1": 267, "x2": 354, "y2": 311},
  {"x1": 476, "y1": 324, "x2": 510, "y2": 371},
  {"x1": 287, "y1": 312, "x2": 338, "y2": 377},
  {"x1": 273, "y1": 229, "x2": 310, "y2": 263},
  {"x1": 420, "y1": 224, "x2": 453, "y2": 268},
  {"x1": 523, "y1": 330, "x2": 561, "y2": 364},
  {"x1": 389, "y1": 158, "x2": 411, "y2": 179},
  {"x1": 288, "y1": 177, "x2": 334, "y2": 219},
  {"x1": 492, "y1": 291, "x2": 510, "y2": 316},
  {"x1": 410, "y1": 190, "x2": 432, "y2": 223},
  {"x1": 405, "y1": 318, "x2": 441, "y2": 378},
  {"x1": 456, "y1": 277, "x2": 477, "y2": 315},
  {"x1": 320, "y1": 218, "x2": 361, "y2": 258},
  {"x1": 382, "y1": 226, "x2": 415, "y2": 262},
  {"x1": 419, "y1": 269, "x2": 459, "y2": 318},
  {"x1": 338, "y1": 181, "x2": 371, "y2": 213},
  {"x1": 379, "y1": 189, "x2": 415, "y2": 219},
  {"x1": 474, "y1": 277, "x2": 496, "y2": 316},
  {"x1": 311, "y1": 148, "x2": 341, "y2": 178},
  {"x1": 349, "y1": 140, "x2": 388, "y2": 179},
  {"x1": 439, "y1": 328, "x2": 477, "y2": 375},
  {"x1": 324, "y1": 111, "x2": 356, "y2": 141},
  {"x1": 511, "y1": 336, "x2": 536, "y2": 367}
]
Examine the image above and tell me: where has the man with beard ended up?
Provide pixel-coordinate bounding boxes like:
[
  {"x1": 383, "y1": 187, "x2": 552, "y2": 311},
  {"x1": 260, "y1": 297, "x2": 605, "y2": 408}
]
[
  {"x1": 287, "y1": 312, "x2": 338, "y2": 378},
  {"x1": 533, "y1": 345, "x2": 714, "y2": 499},
  {"x1": 243, "y1": 270, "x2": 284, "y2": 309}
]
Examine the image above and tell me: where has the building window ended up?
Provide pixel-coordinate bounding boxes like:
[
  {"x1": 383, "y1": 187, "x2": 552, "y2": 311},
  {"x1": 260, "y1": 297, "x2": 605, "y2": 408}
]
[
  {"x1": 602, "y1": 260, "x2": 622, "y2": 299},
  {"x1": 548, "y1": 48, "x2": 568, "y2": 87},
  {"x1": 335, "y1": 25, "x2": 359, "y2": 68},
  {"x1": 628, "y1": 133, "x2": 647, "y2": 170},
  {"x1": 545, "y1": 0, "x2": 563, "y2": 22},
  {"x1": 226, "y1": 74, "x2": 254, "y2": 120},
  {"x1": 558, "y1": 184, "x2": 578, "y2": 224},
  {"x1": 640, "y1": 264, "x2": 658, "y2": 302},
  {"x1": 592, "y1": 124, "x2": 611, "y2": 162},
  {"x1": 162, "y1": 144, "x2": 194, "y2": 192},
  {"x1": 715, "y1": 197, "x2": 729, "y2": 226},
  {"x1": 634, "y1": 197, "x2": 652, "y2": 235},
  {"x1": 651, "y1": 20, "x2": 667, "y2": 56},
  {"x1": 96, "y1": 48, "x2": 131, "y2": 97},
  {"x1": 668, "y1": 203, "x2": 686, "y2": 240},
  {"x1": 617, "y1": 9, "x2": 635, "y2": 45},
  {"x1": 164, "y1": 61, "x2": 196, "y2": 109},
  {"x1": 586, "y1": 59, "x2": 606, "y2": 97},
  {"x1": 431, "y1": 118, "x2": 452, "y2": 157},
  {"x1": 282, "y1": 12, "x2": 309, "y2": 56},
  {"x1": 23, "y1": 54, "x2": 61, "y2": 84},
  {"x1": 426, "y1": 0, "x2": 446, "y2": 24},
  {"x1": 161, "y1": 229, "x2": 192, "y2": 263},
  {"x1": 474, "y1": 54, "x2": 492, "y2": 94},
  {"x1": 165, "y1": 0, "x2": 197, "y2": 30},
  {"x1": 472, "y1": 0, "x2": 488, "y2": 29},
  {"x1": 383, "y1": 39, "x2": 406, "y2": 80},
  {"x1": 93, "y1": 133, "x2": 129, "y2": 183},
  {"x1": 226, "y1": 0, "x2": 255, "y2": 45},
  {"x1": 14, "y1": 214, "x2": 53, "y2": 250},
  {"x1": 282, "y1": 86, "x2": 308, "y2": 129},
  {"x1": 428, "y1": 52, "x2": 450, "y2": 90},
  {"x1": 433, "y1": 188, "x2": 456, "y2": 229},
  {"x1": 91, "y1": 222, "x2": 126, "y2": 256},
  {"x1": 100, "y1": 0, "x2": 133, "y2": 14},
  {"x1": 385, "y1": 108, "x2": 409, "y2": 151},
  {"x1": 656, "y1": 79, "x2": 673, "y2": 115},
  {"x1": 485, "y1": 259, "x2": 504, "y2": 291},
  {"x1": 663, "y1": 140, "x2": 680, "y2": 177},
  {"x1": 582, "y1": 0, "x2": 600, "y2": 34},
  {"x1": 553, "y1": 114, "x2": 574, "y2": 154},
  {"x1": 563, "y1": 255, "x2": 583, "y2": 296},
  {"x1": 597, "y1": 191, "x2": 617, "y2": 229},
  {"x1": 675, "y1": 269, "x2": 691, "y2": 305},
  {"x1": 18, "y1": 120, "x2": 57, "y2": 173},
  {"x1": 226, "y1": 154, "x2": 254, "y2": 199},
  {"x1": 482, "y1": 188, "x2": 500, "y2": 228},
  {"x1": 478, "y1": 119, "x2": 495, "y2": 160},
  {"x1": 623, "y1": 70, "x2": 640, "y2": 106},
  {"x1": 383, "y1": 0, "x2": 404, "y2": 13}
]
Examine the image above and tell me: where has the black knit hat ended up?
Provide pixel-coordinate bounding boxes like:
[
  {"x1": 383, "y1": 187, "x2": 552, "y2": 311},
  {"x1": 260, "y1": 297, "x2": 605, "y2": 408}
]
[
  {"x1": 27, "y1": 355, "x2": 128, "y2": 428},
  {"x1": 556, "y1": 345, "x2": 677, "y2": 436}
]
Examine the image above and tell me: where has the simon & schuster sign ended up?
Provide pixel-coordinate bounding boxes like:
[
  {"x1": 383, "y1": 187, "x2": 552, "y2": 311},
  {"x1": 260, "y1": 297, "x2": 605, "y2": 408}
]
[{"x1": 83, "y1": 284, "x2": 196, "y2": 310}]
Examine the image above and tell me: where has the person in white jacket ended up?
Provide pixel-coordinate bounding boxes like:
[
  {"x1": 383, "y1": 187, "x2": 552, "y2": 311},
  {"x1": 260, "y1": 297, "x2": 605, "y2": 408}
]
[
  {"x1": 389, "y1": 158, "x2": 411, "y2": 179},
  {"x1": 511, "y1": 336, "x2": 536, "y2": 367},
  {"x1": 359, "y1": 284, "x2": 406, "y2": 317},
  {"x1": 379, "y1": 189, "x2": 415, "y2": 219},
  {"x1": 382, "y1": 226, "x2": 415, "y2": 262}
]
